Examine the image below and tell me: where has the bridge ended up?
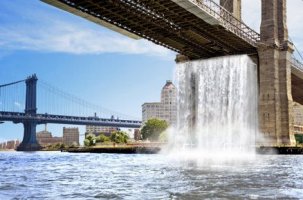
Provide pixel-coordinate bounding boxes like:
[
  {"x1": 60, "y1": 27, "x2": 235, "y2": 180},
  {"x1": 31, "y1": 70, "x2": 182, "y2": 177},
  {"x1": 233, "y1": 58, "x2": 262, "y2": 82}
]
[
  {"x1": 0, "y1": 75, "x2": 141, "y2": 151},
  {"x1": 41, "y1": 0, "x2": 303, "y2": 147}
]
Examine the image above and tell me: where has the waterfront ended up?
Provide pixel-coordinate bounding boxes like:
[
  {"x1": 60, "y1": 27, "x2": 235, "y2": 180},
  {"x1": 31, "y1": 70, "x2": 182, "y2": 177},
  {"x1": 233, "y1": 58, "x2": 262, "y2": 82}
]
[{"x1": 0, "y1": 152, "x2": 303, "y2": 199}]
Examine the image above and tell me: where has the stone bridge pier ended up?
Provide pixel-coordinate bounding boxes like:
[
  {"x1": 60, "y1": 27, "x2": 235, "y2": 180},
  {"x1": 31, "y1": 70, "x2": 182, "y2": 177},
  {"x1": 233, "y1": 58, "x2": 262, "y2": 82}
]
[
  {"x1": 220, "y1": 0, "x2": 296, "y2": 146},
  {"x1": 258, "y1": 0, "x2": 295, "y2": 146}
]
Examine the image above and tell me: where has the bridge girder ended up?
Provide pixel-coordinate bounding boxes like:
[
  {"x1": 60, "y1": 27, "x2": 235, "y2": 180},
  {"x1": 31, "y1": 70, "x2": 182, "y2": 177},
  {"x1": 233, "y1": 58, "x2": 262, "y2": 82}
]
[{"x1": 42, "y1": 0, "x2": 258, "y2": 59}]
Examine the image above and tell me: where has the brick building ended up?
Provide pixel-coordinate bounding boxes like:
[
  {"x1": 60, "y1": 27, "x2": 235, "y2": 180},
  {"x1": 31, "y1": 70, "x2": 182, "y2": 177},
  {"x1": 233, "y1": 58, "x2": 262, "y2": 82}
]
[{"x1": 63, "y1": 127, "x2": 79, "y2": 146}]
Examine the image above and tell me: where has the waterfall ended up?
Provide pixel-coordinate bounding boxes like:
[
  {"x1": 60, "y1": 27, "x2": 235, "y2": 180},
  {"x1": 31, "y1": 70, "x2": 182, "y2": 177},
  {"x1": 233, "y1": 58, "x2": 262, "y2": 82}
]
[{"x1": 170, "y1": 55, "x2": 258, "y2": 161}]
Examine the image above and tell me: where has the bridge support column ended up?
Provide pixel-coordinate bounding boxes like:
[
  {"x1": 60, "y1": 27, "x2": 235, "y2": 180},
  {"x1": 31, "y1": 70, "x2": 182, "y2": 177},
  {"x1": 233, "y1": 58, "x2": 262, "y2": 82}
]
[
  {"x1": 258, "y1": 0, "x2": 295, "y2": 146},
  {"x1": 17, "y1": 74, "x2": 41, "y2": 151},
  {"x1": 220, "y1": 0, "x2": 241, "y2": 20},
  {"x1": 17, "y1": 122, "x2": 41, "y2": 151}
]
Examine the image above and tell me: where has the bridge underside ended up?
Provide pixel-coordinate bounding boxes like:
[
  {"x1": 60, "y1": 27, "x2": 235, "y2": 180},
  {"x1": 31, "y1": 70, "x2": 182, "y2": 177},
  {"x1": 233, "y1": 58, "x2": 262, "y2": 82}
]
[
  {"x1": 43, "y1": 0, "x2": 257, "y2": 59},
  {"x1": 292, "y1": 73, "x2": 303, "y2": 105}
]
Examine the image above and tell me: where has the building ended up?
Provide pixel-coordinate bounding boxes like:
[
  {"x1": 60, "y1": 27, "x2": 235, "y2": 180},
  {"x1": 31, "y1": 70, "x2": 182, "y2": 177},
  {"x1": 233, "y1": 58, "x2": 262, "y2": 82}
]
[
  {"x1": 86, "y1": 125, "x2": 119, "y2": 134},
  {"x1": 142, "y1": 80, "x2": 177, "y2": 126},
  {"x1": 36, "y1": 130, "x2": 62, "y2": 147},
  {"x1": 86, "y1": 125, "x2": 119, "y2": 137},
  {"x1": 161, "y1": 80, "x2": 177, "y2": 125},
  {"x1": 0, "y1": 140, "x2": 20, "y2": 150},
  {"x1": 63, "y1": 127, "x2": 79, "y2": 146},
  {"x1": 134, "y1": 129, "x2": 141, "y2": 140},
  {"x1": 142, "y1": 102, "x2": 164, "y2": 122},
  {"x1": 6, "y1": 140, "x2": 16, "y2": 149}
]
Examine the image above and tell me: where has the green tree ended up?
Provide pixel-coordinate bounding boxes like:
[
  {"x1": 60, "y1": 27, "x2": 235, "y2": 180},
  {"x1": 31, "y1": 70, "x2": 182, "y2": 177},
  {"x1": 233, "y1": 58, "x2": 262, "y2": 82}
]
[
  {"x1": 60, "y1": 143, "x2": 66, "y2": 149},
  {"x1": 110, "y1": 131, "x2": 129, "y2": 143},
  {"x1": 85, "y1": 133, "x2": 96, "y2": 146},
  {"x1": 159, "y1": 130, "x2": 168, "y2": 142},
  {"x1": 84, "y1": 139, "x2": 90, "y2": 147},
  {"x1": 141, "y1": 118, "x2": 168, "y2": 141},
  {"x1": 95, "y1": 134, "x2": 110, "y2": 143}
]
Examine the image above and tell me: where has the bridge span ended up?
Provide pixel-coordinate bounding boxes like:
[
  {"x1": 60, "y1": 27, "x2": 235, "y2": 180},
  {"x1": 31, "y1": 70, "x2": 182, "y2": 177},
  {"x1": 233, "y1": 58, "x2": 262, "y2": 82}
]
[
  {"x1": 0, "y1": 75, "x2": 141, "y2": 151},
  {"x1": 0, "y1": 112, "x2": 141, "y2": 128},
  {"x1": 42, "y1": 0, "x2": 259, "y2": 59}
]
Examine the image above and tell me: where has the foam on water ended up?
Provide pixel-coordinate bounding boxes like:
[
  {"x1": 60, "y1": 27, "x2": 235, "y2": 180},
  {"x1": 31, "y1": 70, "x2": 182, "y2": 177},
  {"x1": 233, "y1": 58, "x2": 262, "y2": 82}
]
[{"x1": 165, "y1": 55, "x2": 258, "y2": 164}]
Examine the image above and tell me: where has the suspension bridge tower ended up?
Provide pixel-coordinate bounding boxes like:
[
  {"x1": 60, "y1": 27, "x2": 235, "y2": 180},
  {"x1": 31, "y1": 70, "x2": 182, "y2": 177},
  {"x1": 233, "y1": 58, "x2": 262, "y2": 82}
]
[
  {"x1": 17, "y1": 74, "x2": 42, "y2": 151},
  {"x1": 258, "y1": 0, "x2": 296, "y2": 146}
]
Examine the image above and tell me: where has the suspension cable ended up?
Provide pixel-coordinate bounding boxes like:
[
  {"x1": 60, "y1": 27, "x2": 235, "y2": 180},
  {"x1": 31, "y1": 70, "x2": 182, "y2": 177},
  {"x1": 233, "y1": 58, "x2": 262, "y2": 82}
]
[
  {"x1": 39, "y1": 79, "x2": 139, "y2": 120},
  {"x1": 289, "y1": 37, "x2": 303, "y2": 62},
  {"x1": 0, "y1": 80, "x2": 25, "y2": 88}
]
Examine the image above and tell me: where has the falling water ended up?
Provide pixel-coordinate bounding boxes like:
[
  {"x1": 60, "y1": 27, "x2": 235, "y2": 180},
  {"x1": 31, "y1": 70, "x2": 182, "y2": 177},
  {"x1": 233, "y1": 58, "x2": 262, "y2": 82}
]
[{"x1": 170, "y1": 55, "x2": 258, "y2": 162}]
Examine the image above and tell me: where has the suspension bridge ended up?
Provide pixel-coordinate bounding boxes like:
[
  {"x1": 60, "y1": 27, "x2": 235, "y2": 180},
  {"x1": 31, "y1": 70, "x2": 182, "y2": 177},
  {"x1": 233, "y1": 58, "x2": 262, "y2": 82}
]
[
  {"x1": 41, "y1": 0, "x2": 303, "y2": 147},
  {"x1": 0, "y1": 75, "x2": 141, "y2": 151}
]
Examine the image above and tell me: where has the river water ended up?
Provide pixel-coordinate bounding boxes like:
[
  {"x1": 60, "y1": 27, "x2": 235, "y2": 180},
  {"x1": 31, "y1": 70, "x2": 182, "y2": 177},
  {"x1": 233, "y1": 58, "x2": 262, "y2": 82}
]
[{"x1": 0, "y1": 152, "x2": 303, "y2": 199}]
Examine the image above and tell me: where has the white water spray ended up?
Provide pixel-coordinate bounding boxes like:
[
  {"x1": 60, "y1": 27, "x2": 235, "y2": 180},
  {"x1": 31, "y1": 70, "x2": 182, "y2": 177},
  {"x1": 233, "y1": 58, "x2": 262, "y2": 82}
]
[{"x1": 167, "y1": 55, "x2": 258, "y2": 163}]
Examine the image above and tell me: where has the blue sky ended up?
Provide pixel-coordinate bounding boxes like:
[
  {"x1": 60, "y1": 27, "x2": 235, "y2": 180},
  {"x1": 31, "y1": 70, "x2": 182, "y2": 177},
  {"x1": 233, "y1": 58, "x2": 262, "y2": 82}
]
[{"x1": 0, "y1": 0, "x2": 303, "y2": 142}]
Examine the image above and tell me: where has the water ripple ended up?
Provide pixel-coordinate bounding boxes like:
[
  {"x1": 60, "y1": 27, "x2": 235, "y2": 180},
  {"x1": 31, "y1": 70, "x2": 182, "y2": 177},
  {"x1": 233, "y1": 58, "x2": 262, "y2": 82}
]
[{"x1": 0, "y1": 152, "x2": 303, "y2": 199}]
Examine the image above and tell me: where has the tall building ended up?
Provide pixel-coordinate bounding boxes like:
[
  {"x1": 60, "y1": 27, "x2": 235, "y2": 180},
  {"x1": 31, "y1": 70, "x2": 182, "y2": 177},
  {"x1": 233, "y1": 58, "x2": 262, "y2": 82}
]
[
  {"x1": 142, "y1": 80, "x2": 177, "y2": 125},
  {"x1": 63, "y1": 127, "x2": 79, "y2": 146},
  {"x1": 161, "y1": 80, "x2": 177, "y2": 125}
]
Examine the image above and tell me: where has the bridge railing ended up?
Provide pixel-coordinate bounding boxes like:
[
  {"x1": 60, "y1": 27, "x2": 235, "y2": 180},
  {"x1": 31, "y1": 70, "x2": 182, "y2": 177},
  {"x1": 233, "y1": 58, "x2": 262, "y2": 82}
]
[
  {"x1": 291, "y1": 56, "x2": 303, "y2": 72},
  {"x1": 191, "y1": 0, "x2": 260, "y2": 46}
]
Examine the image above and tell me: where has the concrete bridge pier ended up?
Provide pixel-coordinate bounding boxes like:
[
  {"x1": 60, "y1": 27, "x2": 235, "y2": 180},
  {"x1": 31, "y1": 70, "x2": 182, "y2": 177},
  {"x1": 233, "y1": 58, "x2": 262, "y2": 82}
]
[
  {"x1": 258, "y1": 0, "x2": 295, "y2": 146},
  {"x1": 17, "y1": 74, "x2": 41, "y2": 151}
]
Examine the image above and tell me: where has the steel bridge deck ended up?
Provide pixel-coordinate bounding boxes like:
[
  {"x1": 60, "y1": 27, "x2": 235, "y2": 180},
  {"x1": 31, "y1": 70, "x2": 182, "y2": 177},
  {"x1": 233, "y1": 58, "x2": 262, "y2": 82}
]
[
  {"x1": 42, "y1": 0, "x2": 259, "y2": 59},
  {"x1": 0, "y1": 112, "x2": 141, "y2": 128}
]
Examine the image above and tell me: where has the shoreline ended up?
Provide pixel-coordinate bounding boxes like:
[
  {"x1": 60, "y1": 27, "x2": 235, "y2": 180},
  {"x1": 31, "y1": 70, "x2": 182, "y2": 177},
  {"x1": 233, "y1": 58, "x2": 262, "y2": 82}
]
[
  {"x1": 65, "y1": 146, "x2": 161, "y2": 154},
  {"x1": 2, "y1": 146, "x2": 303, "y2": 155},
  {"x1": 65, "y1": 145, "x2": 303, "y2": 155}
]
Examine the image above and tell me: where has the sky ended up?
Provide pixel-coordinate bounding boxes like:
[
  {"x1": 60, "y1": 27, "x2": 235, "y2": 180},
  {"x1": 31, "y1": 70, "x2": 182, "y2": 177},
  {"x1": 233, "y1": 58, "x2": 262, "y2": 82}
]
[{"x1": 0, "y1": 0, "x2": 303, "y2": 142}]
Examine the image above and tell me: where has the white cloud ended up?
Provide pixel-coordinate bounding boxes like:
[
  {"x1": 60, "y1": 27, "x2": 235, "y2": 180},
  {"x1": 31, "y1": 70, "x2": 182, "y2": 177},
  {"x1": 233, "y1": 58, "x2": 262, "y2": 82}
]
[
  {"x1": 0, "y1": 1, "x2": 175, "y2": 60},
  {"x1": 0, "y1": 22, "x2": 174, "y2": 59}
]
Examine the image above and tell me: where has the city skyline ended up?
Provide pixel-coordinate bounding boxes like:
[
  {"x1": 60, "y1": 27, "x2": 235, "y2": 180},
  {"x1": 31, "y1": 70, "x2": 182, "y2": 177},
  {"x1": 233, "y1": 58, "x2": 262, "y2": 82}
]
[{"x1": 1, "y1": 0, "x2": 303, "y2": 142}]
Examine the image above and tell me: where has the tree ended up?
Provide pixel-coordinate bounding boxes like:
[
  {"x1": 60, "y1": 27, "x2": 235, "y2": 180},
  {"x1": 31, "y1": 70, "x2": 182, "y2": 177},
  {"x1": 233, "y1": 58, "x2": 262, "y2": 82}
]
[
  {"x1": 95, "y1": 134, "x2": 110, "y2": 143},
  {"x1": 85, "y1": 133, "x2": 96, "y2": 146},
  {"x1": 141, "y1": 118, "x2": 168, "y2": 141},
  {"x1": 84, "y1": 139, "x2": 90, "y2": 147},
  {"x1": 159, "y1": 130, "x2": 168, "y2": 142},
  {"x1": 110, "y1": 131, "x2": 129, "y2": 144},
  {"x1": 60, "y1": 143, "x2": 66, "y2": 149}
]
